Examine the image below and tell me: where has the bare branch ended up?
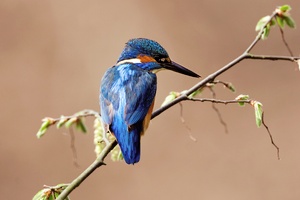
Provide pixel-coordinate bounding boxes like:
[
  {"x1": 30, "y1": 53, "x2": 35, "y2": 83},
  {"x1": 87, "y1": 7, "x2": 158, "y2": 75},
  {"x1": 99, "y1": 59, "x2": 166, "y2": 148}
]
[
  {"x1": 179, "y1": 103, "x2": 197, "y2": 142},
  {"x1": 56, "y1": 140, "x2": 118, "y2": 200},
  {"x1": 279, "y1": 27, "x2": 294, "y2": 57},
  {"x1": 261, "y1": 112, "x2": 280, "y2": 160},
  {"x1": 208, "y1": 87, "x2": 229, "y2": 134},
  {"x1": 245, "y1": 54, "x2": 299, "y2": 62},
  {"x1": 69, "y1": 128, "x2": 80, "y2": 168}
]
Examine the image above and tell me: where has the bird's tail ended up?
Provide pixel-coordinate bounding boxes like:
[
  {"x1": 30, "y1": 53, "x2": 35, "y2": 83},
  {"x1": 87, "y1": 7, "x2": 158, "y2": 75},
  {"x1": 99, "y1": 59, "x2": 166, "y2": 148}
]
[{"x1": 111, "y1": 120, "x2": 142, "y2": 164}]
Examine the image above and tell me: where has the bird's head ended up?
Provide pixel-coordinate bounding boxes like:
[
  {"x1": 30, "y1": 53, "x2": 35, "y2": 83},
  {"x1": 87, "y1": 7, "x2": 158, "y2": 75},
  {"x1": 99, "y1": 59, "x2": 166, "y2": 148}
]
[{"x1": 116, "y1": 38, "x2": 200, "y2": 78}]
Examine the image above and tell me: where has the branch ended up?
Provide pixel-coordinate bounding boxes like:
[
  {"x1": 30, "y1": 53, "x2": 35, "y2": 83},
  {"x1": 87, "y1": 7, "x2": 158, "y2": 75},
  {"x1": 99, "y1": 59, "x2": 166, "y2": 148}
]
[
  {"x1": 245, "y1": 11, "x2": 277, "y2": 53},
  {"x1": 188, "y1": 98, "x2": 251, "y2": 104},
  {"x1": 54, "y1": 7, "x2": 297, "y2": 200},
  {"x1": 151, "y1": 53, "x2": 299, "y2": 119},
  {"x1": 152, "y1": 54, "x2": 247, "y2": 118},
  {"x1": 184, "y1": 97, "x2": 280, "y2": 159},
  {"x1": 279, "y1": 27, "x2": 294, "y2": 57},
  {"x1": 245, "y1": 54, "x2": 299, "y2": 62},
  {"x1": 57, "y1": 140, "x2": 118, "y2": 200}
]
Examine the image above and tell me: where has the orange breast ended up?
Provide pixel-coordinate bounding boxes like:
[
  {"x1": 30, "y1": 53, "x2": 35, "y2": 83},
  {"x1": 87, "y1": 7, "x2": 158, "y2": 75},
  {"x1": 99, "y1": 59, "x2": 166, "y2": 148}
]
[{"x1": 141, "y1": 99, "x2": 155, "y2": 135}]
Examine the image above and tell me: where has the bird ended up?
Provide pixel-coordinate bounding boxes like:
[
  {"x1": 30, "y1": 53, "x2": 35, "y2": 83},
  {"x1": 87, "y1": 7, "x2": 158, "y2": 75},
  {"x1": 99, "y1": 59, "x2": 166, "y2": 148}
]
[{"x1": 100, "y1": 38, "x2": 200, "y2": 164}]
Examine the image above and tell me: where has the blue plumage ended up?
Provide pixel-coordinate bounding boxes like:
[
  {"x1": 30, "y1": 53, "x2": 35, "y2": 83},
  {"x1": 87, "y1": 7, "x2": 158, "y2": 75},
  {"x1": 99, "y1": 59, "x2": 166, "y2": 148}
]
[
  {"x1": 117, "y1": 38, "x2": 169, "y2": 62},
  {"x1": 100, "y1": 38, "x2": 200, "y2": 164},
  {"x1": 100, "y1": 63, "x2": 157, "y2": 164}
]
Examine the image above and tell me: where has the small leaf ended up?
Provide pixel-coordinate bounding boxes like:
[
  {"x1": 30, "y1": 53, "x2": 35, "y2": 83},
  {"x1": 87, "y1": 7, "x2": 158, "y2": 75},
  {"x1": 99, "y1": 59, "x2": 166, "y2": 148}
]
[
  {"x1": 255, "y1": 15, "x2": 275, "y2": 31},
  {"x1": 188, "y1": 88, "x2": 203, "y2": 98},
  {"x1": 65, "y1": 117, "x2": 77, "y2": 128},
  {"x1": 253, "y1": 101, "x2": 263, "y2": 127},
  {"x1": 32, "y1": 189, "x2": 46, "y2": 200},
  {"x1": 262, "y1": 24, "x2": 270, "y2": 40},
  {"x1": 235, "y1": 94, "x2": 249, "y2": 100},
  {"x1": 284, "y1": 16, "x2": 296, "y2": 28},
  {"x1": 37, "y1": 118, "x2": 54, "y2": 138},
  {"x1": 75, "y1": 118, "x2": 87, "y2": 133},
  {"x1": 161, "y1": 92, "x2": 180, "y2": 107},
  {"x1": 297, "y1": 60, "x2": 300, "y2": 71},
  {"x1": 33, "y1": 184, "x2": 69, "y2": 200},
  {"x1": 56, "y1": 116, "x2": 69, "y2": 128},
  {"x1": 235, "y1": 94, "x2": 249, "y2": 106},
  {"x1": 276, "y1": 16, "x2": 285, "y2": 28},
  {"x1": 279, "y1": 5, "x2": 291, "y2": 13},
  {"x1": 227, "y1": 83, "x2": 236, "y2": 92},
  {"x1": 238, "y1": 102, "x2": 245, "y2": 106},
  {"x1": 255, "y1": 15, "x2": 271, "y2": 32},
  {"x1": 270, "y1": 18, "x2": 276, "y2": 26}
]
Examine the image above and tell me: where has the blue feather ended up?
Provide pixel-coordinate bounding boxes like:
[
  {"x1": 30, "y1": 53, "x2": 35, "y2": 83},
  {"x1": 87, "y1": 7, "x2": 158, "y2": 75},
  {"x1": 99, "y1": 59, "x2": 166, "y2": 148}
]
[
  {"x1": 117, "y1": 38, "x2": 169, "y2": 63},
  {"x1": 110, "y1": 115, "x2": 143, "y2": 164},
  {"x1": 100, "y1": 62, "x2": 158, "y2": 164},
  {"x1": 100, "y1": 38, "x2": 199, "y2": 164}
]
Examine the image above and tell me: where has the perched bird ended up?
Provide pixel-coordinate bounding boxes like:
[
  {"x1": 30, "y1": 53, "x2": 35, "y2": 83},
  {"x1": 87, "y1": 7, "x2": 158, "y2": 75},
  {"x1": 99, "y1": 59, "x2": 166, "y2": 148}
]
[{"x1": 100, "y1": 38, "x2": 200, "y2": 164}]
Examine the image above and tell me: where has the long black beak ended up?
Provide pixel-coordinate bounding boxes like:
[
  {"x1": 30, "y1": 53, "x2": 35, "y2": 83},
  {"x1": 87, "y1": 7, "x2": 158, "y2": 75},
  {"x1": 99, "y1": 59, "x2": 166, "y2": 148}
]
[{"x1": 162, "y1": 61, "x2": 200, "y2": 78}]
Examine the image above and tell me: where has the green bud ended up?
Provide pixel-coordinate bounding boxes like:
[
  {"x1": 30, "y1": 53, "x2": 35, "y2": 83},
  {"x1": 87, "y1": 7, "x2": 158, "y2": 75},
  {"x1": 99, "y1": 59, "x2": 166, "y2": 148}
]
[
  {"x1": 188, "y1": 88, "x2": 203, "y2": 98},
  {"x1": 276, "y1": 16, "x2": 285, "y2": 28},
  {"x1": 75, "y1": 118, "x2": 87, "y2": 133},
  {"x1": 37, "y1": 118, "x2": 54, "y2": 138},
  {"x1": 161, "y1": 92, "x2": 179, "y2": 107},
  {"x1": 227, "y1": 83, "x2": 236, "y2": 92},
  {"x1": 253, "y1": 101, "x2": 263, "y2": 127},
  {"x1": 64, "y1": 117, "x2": 77, "y2": 128},
  {"x1": 56, "y1": 116, "x2": 68, "y2": 128},
  {"x1": 262, "y1": 24, "x2": 271, "y2": 40},
  {"x1": 279, "y1": 5, "x2": 291, "y2": 13},
  {"x1": 255, "y1": 16, "x2": 271, "y2": 32},
  {"x1": 32, "y1": 189, "x2": 46, "y2": 200},
  {"x1": 32, "y1": 184, "x2": 69, "y2": 200},
  {"x1": 235, "y1": 94, "x2": 249, "y2": 107},
  {"x1": 284, "y1": 16, "x2": 296, "y2": 28}
]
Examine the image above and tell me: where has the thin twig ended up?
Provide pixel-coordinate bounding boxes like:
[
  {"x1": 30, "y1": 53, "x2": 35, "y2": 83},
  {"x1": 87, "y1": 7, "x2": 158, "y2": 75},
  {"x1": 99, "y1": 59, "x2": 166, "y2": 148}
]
[
  {"x1": 261, "y1": 112, "x2": 280, "y2": 160},
  {"x1": 245, "y1": 54, "x2": 299, "y2": 61},
  {"x1": 151, "y1": 53, "x2": 300, "y2": 119},
  {"x1": 189, "y1": 97, "x2": 280, "y2": 159},
  {"x1": 151, "y1": 54, "x2": 248, "y2": 119},
  {"x1": 211, "y1": 104, "x2": 229, "y2": 134},
  {"x1": 279, "y1": 27, "x2": 294, "y2": 57},
  {"x1": 208, "y1": 87, "x2": 229, "y2": 134},
  {"x1": 189, "y1": 98, "x2": 251, "y2": 104},
  {"x1": 179, "y1": 103, "x2": 197, "y2": 141},
  {"x1": 245, "y1": 11, "x2": 278, "y2": 53},
  {"x1": 69, "y1": 128, "x2": 80, "y2": 168},
  {"x1": 51, "y1": 109, "x2": 100, "y2": 124}
]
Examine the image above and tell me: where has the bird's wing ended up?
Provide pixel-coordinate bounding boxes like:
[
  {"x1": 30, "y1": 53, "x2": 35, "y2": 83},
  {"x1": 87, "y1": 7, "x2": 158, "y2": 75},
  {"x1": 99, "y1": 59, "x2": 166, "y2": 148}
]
[
  {"x1": 100, "y1": 63, "x2": 157, "y2": 127},
  {"x1": 100, "y1": 67, "x2": 118, "y2": 125},
  {"x1": 123, "y1": 67, "x2": 157, "y2": 126}
]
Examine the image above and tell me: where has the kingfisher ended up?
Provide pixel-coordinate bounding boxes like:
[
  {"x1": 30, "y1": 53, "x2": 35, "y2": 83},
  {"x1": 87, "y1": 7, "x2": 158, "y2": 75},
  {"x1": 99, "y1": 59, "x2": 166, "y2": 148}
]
[{"x1": 100, "y1": 38, "x2": 200, "y2": 164}]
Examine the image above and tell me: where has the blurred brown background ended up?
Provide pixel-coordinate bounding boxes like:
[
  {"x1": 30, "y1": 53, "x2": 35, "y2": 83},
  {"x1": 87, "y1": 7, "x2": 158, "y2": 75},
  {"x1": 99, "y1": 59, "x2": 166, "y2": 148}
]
[{"x1": 1, "y1": 0, "x2": 300, "y2": 199}]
